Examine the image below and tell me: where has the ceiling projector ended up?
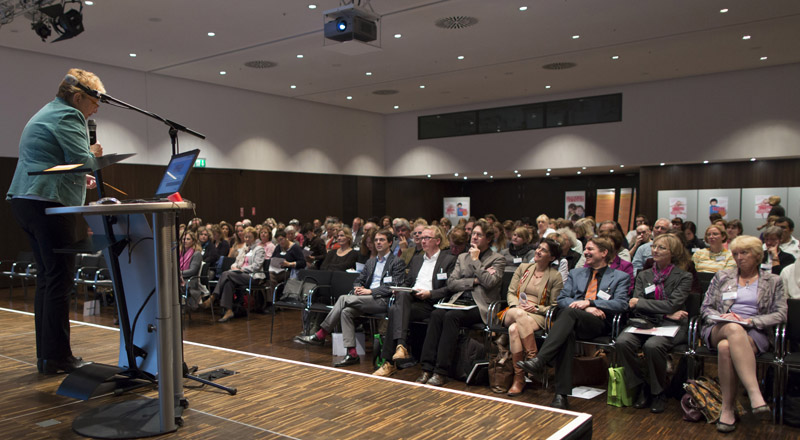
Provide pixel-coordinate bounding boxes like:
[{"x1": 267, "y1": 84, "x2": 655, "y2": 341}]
[{"x1": 323, "y1": 4, "x2": 379, "y2": 43}]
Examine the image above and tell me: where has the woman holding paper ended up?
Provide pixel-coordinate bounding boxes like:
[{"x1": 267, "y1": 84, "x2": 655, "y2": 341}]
[
  {"x1": 497, "y1": 238, "x2": 563, "y2": 396},
  {"x1": 616, "y1": 233, "x2": 692, "y2": 413},
  {"x1": 700, "y1": 235, "x2": 787, "y2": 432}
]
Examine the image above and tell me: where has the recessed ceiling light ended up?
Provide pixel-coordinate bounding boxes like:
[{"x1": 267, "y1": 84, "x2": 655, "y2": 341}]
[
  {"x1": 609, "y1": 169, "x2": 614, "y2": 173},
  {"x1": 84, "y1": 0, "x2": 93, "y2": 4},
  {"x1": 393, "y1": 105, "x2": 399, "y2": 109},
  {"x1": 394, "y1": 34, "x2": 402, "y2": 39},
  {"x1": 427, "y1": 174, "x2": 431, "y2": 178},
  {"x1": 463, "y1": 176, "x2": 468, "y2": 180},
  {"x1": 290, "y1": 85, "x2": 297, "y2": 89},
  {"x1": 297, "y1": 54, "x2": 304, "y2": 58},
  {"x1": 546, "y1": 172, "x2": 550, "y2": 176},
  {"x1": 207, "y1": 32, "x2": 216, "y2": 37},
  {"x1": 365, "y1": 72, "x2": 372, "y2": 76},
  {"x1": 490, "y1": 175, "x2": 493, "y2": 179},
  {"x1": 577, "y1": 171, "x2": 582, "y2": 175},
  {"x1": 582, "y1": 166, "x2": 586, "y2": 170},
  {"x1": 572, "y1": 35, "x2": 580, "y2": 39},
  {"x1": 619, "y1": 164, "x2": 624, "y2": 168},
  {"x1": 611, "y1": 55, "x2": 619, "y2": 60},
  {"x1": 346, "y1": 96, "x2": 353, "y2": 100},
  {"x1": 457, "y1": 55, "x2": 465, "y2": 60},
  {"x1": 660, "y1": 162, "x2": 665, "y2": 166},
  {"x1": 308, "y1": 4, "x2": 317, "y2": 9},
  {"x1": 219, "y1": 71, "x2": 226, "y2": 75},
  {"x1": 545, "y1": 85, "x2": 551, "y2": 89},
  {"x1": 519, "y1": 6, "x2": 528, "y2": 11},
  {"x1": 720, "y1": 8, "x2": 728, "y2": 13},
  {"x1": 454, "y1": 173, "x2": 459, "y2": 177},
  {"x1": 703, "y1": 160, "x2": 709, "y2": 164},
  {"x1": 546, "y1": 168, "x2": 551, "y2": 172},
  {"x1": 517, "y1": 174, "x2": 522, "y2": 178},
  {"x1": 514, "y1": 170, "x2": 518, "y2": 173},
  {"x1": 419, "y1": 85, "x2": 425, "y2": 89},
  {"x1": 483, "y1": 171, "x2": 488, "y2": 175},
  {"x1": 760, "y1": 56, "x2": 768, "y2": 61},
  {"x1": 742, "y1": 35, "x2": 751, "y2": 40},
  {"x1": 129, "y1": 53, "x2": 137, "y2": 57},
  {"x1": 750, "y1": 157, "x2": 757, "y2": 161}
]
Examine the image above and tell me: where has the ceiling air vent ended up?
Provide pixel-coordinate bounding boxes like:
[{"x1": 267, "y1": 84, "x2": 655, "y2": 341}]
[
  {"x1": 542, "y1": 62, "x2": 576, "y2": 70},
  {"x1": 435, "y1": 16, "x2": 478, "y2": 30},
  {"x1": 244, "y1": 60, "x2": 277, "y2": 69},
  {"x1": 372, "y1": 89, "x2": 399, "y2": 95}
]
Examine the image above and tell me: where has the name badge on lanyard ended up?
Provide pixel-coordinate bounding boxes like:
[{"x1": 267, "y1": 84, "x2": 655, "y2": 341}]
[{"x1": 644, "y1": 284, "x2": 656, "y2": 295}]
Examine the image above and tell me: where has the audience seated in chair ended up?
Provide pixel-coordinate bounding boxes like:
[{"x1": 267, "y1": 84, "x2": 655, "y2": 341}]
[
  {"x1": 373, "y1": 226, "x2": 456, "y2": 377},
  {"x1": 301, "y1": 224, "x2": 327, "y2": 269},
  {"x1": 295, "y1": 229, "x2": 405, "y2": 367},
  {"x1": 320, "y1": 227, "x2": 359, "y2": 272},
  {"x1": 518, "y1": 236, "x2": 630, "y2": 410},
  {"x1": 763, "y1": 225, "x2": 795, "y2": 275},
  {"x1": 268, "y1": 228, "x2": 307, "y2": 310},
  {"x1": 203, "y1": 227, "x2": 266, "y2": 322},
  {"x1": 416, "y1": 220, "x2": 505, "y2": 387},
  {"x1": 499, "y1": 226, "x2": 536, "y2": 268},
  {"x1": 616, "y1": 233, "x2": 692, "y2": 414},
  {"x1": 699, "y1": 235, "x2": 786, "y2": 432},
  {"x1": 180, "y1": 231, "x2": 205, "y2": 310},
  {"x1": 498, "y1": 238, "x2": 563, "y2": 396},
  {"x1": 692, "y1": 224, "x2": 735, "y2": 274},
  {"x1": 633, "y1": 218, "x2": 671, "y2": 275}
]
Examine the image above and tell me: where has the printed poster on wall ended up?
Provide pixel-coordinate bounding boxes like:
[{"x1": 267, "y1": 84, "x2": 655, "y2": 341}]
[
  {"x1": 443, "y1": 197, "x2": 471, "y2": 224},
  {"x1": 596, "y1": 189, "x2": 616, "y2": 223},
  {"x1": 565, "y1": 191, "x2": 586, "y2": 220},
  {"x1": 669, "y1": 197, "x2": 688, "y2": 220},
  {"x1": 755, "y1": 195, "x2": 773, "y2": 219},
  {"x1": 707, "y1": 196, "x2": 728, "y2": 219}
]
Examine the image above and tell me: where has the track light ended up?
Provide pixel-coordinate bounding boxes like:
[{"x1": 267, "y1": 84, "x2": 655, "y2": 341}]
[{"x1": 40, "y1": 0, "x2": 85, "y2": 42}]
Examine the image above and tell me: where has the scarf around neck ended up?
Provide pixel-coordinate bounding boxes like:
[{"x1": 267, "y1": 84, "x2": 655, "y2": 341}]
[{"x1": 652, "y1": 263, "x2": 674, "y2": 300}]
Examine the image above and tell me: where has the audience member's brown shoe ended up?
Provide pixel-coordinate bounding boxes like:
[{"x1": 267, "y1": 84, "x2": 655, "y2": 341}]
[
  {"x1": 217, "y1": 309, "x2": 234, "y2": 323},
  {"x1": 415, "y1": 371, "x2": 432, "y2": 384},
  {"x1": 373, "y1": 362, "x2": 397, "y2": 377}
]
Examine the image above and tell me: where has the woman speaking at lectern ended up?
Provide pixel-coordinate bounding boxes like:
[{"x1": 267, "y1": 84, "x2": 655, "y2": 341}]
[{"x1": 6, "y1": 68, "x2": 105, "y2": 374}]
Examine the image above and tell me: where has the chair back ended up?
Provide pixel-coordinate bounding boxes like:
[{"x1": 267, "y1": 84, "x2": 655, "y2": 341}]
[
  {"x1": 331, "y1": 271, "x2": 359, "y2": 300},
  {"x1": 686, "y1": 293, "x2": 704, "y2": 319},
  {"x1": 787, "y1": 298, "x2": 800, "y2": 354},
  {"x1": 500, "y1": 270, "x2": 515, "y2": 296},
  {"x1": 696, "y1": 272, "x2": 715, "y2": 295}
]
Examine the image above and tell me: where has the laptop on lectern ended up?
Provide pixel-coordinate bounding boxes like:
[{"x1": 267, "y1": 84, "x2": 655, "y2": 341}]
[{"x1": 153, "y1": 149, "x2": 200, "y2": 199}]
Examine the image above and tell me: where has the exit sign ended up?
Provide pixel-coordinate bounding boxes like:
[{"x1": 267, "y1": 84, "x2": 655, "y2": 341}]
[{"x1": 194, "y1": 158, "x2": 206, "y2": 168}]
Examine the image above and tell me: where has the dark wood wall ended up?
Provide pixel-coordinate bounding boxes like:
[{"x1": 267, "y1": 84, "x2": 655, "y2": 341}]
[
  {"x1": 4, "y1": 156, "x2": 797, "y2": 261},
  {"x1": 638, "y1": 158, "x2": 800, "y2": 219}
]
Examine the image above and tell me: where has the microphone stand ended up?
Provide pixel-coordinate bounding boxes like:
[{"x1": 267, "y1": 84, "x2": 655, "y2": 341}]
[{"x1": 96, "y1": 91, "x2": 235, "y2": 397}]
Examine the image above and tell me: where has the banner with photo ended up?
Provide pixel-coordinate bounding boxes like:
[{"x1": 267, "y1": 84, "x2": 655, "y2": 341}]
[
  {"x1": 707, "y1": 196, "x2": 729, "y2": 219},
  {"x1": 669, "y1": 197, "x2": 688, "y2": 220},
  {"x1": 444, "y1": 197, "x2": 471, "y2": 223},
  {"x1": 565, "y1": 191, "x2": 586, "y2": 220}
]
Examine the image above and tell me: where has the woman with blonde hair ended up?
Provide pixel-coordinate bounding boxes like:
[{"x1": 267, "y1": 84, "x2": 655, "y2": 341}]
[
  {"x1": 692, "y1": 224, "x2": 735, "y2": 273},
  {"x1": 700, "y1": 235, "x2": 786, "y2": 432}
]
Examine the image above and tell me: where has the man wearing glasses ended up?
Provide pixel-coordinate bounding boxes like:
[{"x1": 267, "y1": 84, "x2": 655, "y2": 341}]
[{"x1": 373, "y1": 226, "x2": 456, "y2": 377}]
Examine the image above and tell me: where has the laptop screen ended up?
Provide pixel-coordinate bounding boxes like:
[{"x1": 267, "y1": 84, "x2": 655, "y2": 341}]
[{"x1": 153, "y1": 149, "x2": 200, "y2": 198}]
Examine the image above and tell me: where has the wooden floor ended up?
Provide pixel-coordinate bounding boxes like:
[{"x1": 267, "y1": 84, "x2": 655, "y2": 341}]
[{"x1": 1, "y1": 286, "x2": 799, "y2": 439}]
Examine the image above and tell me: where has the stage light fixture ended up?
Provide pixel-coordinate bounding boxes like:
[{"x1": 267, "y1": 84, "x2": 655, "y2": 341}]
[
  {"x1": 39, "y1": 0, "x2": 84, "y2": 42},
  {"x1": 31, "y1": 18, "x2": 51, "y2": 41}
]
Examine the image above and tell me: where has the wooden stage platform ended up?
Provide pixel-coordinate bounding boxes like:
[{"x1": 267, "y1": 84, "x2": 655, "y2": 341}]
[{"x1": 0, "y1": 308, "x2": 591, "y2": 439}]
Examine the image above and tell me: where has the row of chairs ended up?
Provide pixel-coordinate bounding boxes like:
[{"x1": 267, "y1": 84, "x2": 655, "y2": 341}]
[{"x1": 1, "y1": 251, "x2": 36, "y2": 299}]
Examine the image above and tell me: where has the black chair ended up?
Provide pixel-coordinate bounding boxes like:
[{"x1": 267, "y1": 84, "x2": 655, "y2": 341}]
[
  {"x1": 73, "y1": 254, "x2": 104, "y2": 311},
  {"x1": 1, "y1": 251, "x2": 35, "y2": 300},
  {"x1": 182, "y1": 261, "x2": 209, "y2": 324},
  {"x1": 696, "y1": 272, "x2": 715, "y2": 295},
  {"x1": 304, "y1": 271, "x2": 359, "y2": 334},
  {"x1": 779, "y1": 298, "x2": 800, "y2": 424},
  {"x1": 270, "y1": 269, "x2": 333, "y2": 342}
]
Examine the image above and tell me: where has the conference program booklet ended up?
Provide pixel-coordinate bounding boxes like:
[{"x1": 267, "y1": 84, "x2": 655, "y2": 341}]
[
  {"x1": 624, "y1": 324, "x2": 680, "y2": 337},
  {"x1": 435, "y1": 303, "x2": 478, "y2": 310}
]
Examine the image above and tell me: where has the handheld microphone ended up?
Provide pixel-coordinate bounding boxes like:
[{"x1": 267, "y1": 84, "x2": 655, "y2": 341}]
[
  {"x1": 64, "y1": 74, "x2": 101, "y2": 99},
  {"x1": 87, "y1": 119, "x2": 96, "y2": 144}
]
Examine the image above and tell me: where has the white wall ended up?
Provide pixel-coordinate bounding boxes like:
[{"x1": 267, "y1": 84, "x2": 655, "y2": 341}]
[
  {"x1": 3, "y1": 45, "x2": 799, "y2": 179},
  {"x1": 383, "y1": 63, "x2": 800, "y2": 177},
  {"x1": 0, "y1": 46, "x2": 385, "y2": 176}
]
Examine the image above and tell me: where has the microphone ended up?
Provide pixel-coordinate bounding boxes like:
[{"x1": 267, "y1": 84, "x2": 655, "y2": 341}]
[
  {"x1": 64, "y1": 74, "x2": 101, "y2": 99},
  {"x1": 87, "y1": 119, "x2": 96, "y2": 144}
]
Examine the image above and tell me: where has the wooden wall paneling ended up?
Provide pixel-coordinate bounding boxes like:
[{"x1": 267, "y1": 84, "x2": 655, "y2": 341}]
[{"x1": 356, "y1": 176, "x2": 374, "y2": 221}]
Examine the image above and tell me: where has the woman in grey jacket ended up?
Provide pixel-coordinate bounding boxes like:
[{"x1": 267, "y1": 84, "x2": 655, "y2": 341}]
[
  {"x1": 700, "y1": 235, "x2": 787, "y2": 433},
  {"x1": 617, "y1": 233, "x2": 693, "y2": 413}
]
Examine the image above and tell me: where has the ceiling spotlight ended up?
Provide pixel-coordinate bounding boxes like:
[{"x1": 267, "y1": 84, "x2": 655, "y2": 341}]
[
  {"x1": 660, "y1": 162, "x2": 665, "y2": 166},
  {"x1": 703, "y1": 160, "x2": 709, "y2": 164},
  {"x1": 619, "y1": 164, "x2": 624, "y2": 168},
  {"x1": 308, "y1": 4, "x2": 317, "y2": 9},
  {"x1": 457, "y1": 55, "x2": 465, "y2": 60},
  {"x1": 346, "y1": 96, "x2": 352, "y2": 100},
  {"x1": 129, "y1": 53, "x2": 137, "y2": 57},
  {"x1": 545, "y1": 85, "x2": 551, "y2": 89},
  {"x1": 219, "y1": 71, "x2": 226, "y2": 75},
  {"x1": 577, "y1": 171, "x2": 582, "y2": 175},
  {"x1": 572, "y1": 35, "x2": 580, "y2": 39},
  {"x1": 365, "y1": 72, "x2": 372, "y2": 76},
  {"x1": 720, "y1": 8, "x2": 728, "y2": 13},
  {"x1": 84, "y1": 0, "x2": 94, "y2": 4},
  {"x1": 609, "y1": 169, "x2": 614, "y2": 173},
  {"x1": 582, "y1": 166, "x2": 586, "y2": 170},
  {"x1": 463, "y1": 176, "x2": 468, "y2": 180},
  {"x1": 393, "y1": 105, "x2": 399, "y2": 109},
  {"x1": 419, "y1": 85, "x2": 425, "y2": 89},
  {"x1": 454, "y1": 173, "x2": 459, "y2": 177},
  {"x1": 546, "y1": 172, "x2": 550, "y2": 176},
  {"x1": 483, "y1": 171, "x2": 488, "y2": 175},
  {"x1": 611, "y1": 55, "x2": 619, "y2": 60},
  {"x1": 760, "y1": 56, "x2": 768, "y2": 61},
  {"x1": 290, "y1": 85, "x2": 297, "y2": 89},
  {"x1": 546, "y1": 168, "x2": 551, "y2": 172},
  {"x1": 742, "y1": 35, "x2": 751, "y2": 40},
  {"x1": 519, "y1": 6, "x2": 528, "y2": 11},
  {"x1": 427, "y1": 174, "x2": 431, "y2": 178},
  {"x1": 394, "y1": 33, "x2": 401, "y2": 38},
  {"x1": 517, "y1": 174, "x2": 522, "y2": 178},
  {"x1": 296, "y1": 54, "x2": 304, "y2": 58},
  {"x1": 31, "y1": 19, "x2": 52, "y2": 41},
  {"x1": 208, "y1": 32, "x2": 216, "y2": 37},
  {"x1": 39, "y1": 0, "x2": 85, "y2": 43},
  {"x1": 514, "y1": 170, "x2": 518, "y2": 173},
  {"x1": 750, "y1": 157, "x2": 756, "y2": 161},
  {"x1": 490, "y1": 175, "x2": 493, "y2": 179}
]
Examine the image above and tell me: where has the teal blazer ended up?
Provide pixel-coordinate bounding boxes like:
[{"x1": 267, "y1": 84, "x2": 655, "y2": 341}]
[{"x1": 7, "y1": 97, "x2": 98, "y2": 207}]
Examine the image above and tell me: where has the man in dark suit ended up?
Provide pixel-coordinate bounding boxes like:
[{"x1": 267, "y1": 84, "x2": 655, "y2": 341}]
[
  {"x1": 416, "y1": 219, "x2": 506, "y2": 386},
  {"x1": 295, "y1": 229, "x2": 405, "y2": 367},
  {"x1": 518, "y1": 236, "x2": 630, "y2": 409},
  {"x1": 373, "y1": 226, "x2": 456, "y2": 377}
]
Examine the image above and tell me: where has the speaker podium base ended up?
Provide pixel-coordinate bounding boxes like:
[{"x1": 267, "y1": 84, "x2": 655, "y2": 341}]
[{"x1": 73, "y1": 398, "x2": 183, "y2": 439}]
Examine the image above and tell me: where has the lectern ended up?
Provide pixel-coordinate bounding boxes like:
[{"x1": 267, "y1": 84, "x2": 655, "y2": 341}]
[{"x1": 47, "y1": 201, "x2": 193, "y2": 438}]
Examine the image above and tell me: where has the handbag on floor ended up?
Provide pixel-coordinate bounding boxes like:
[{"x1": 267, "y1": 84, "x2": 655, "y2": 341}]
[
  {"x1": 607, "y1": 366, "x2": 633, "y2": 407},
  {"x1": 488, "y1": 349, "x2": 514, "y2": 393}
]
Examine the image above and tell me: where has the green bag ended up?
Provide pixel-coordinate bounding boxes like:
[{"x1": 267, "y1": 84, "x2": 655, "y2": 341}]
[{"x1": 607, "y1": 366, "x2": 633, "y2": 407}]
